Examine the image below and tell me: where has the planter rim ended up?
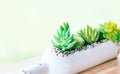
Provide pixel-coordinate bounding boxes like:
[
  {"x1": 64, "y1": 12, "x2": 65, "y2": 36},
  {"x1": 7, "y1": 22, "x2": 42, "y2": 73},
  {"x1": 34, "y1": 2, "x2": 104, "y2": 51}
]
[{"x1": 50, "y1": 39, "x2": 111, "y2": 56}]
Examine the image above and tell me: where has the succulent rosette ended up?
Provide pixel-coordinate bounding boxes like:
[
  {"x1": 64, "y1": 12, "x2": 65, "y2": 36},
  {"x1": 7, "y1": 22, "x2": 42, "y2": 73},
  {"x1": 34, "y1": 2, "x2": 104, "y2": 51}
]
[{"x1": 100, "y1": 21, "x2": 120, "y2": 42}]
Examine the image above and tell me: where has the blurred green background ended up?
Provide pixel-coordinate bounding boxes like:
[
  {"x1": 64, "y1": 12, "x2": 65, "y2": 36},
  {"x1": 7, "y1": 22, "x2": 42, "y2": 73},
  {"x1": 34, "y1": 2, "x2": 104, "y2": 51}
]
[{"x1": 0, "y1": 0, "x2": 120, "y2": 67}]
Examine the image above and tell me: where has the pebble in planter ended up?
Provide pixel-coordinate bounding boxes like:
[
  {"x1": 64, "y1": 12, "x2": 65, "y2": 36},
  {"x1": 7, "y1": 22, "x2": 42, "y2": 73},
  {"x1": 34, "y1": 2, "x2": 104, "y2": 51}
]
[{"x1": 22, "y1": 22, "x2": 120, "y2": 74}]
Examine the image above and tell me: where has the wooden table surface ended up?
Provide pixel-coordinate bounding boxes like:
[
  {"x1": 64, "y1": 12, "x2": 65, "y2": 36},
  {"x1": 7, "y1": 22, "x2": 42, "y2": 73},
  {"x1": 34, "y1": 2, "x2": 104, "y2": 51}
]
[
  {"x1": 0, "y1": 57, "x2": 118, "y2": 74},
  {"x1": 79, "y1": 58, "x2": 118, "y2": 74}
]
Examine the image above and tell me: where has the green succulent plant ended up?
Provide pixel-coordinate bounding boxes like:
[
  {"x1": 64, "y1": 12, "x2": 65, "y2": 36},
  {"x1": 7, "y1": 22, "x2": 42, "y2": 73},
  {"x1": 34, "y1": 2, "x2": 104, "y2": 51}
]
[
  {"x1": 117, "y1": 29, "x2": 120, "y2": 41},
  {"x1": 73, "y1": 35, "x2": 85, "y2": 49},
  {"x1": 100, "y1": 21, "x2": 120, "y2": 42},
  {"x1": 51, "y1": 22, "x2": 77, "y2": 51},
  {"x1": 78, "y1": 25, "x2": 100, "y2": 45}
]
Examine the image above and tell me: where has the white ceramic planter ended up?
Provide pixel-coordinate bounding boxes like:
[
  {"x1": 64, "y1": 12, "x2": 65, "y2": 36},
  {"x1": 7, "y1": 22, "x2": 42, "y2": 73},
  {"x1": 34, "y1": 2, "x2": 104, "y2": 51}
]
[{"x1": 23, "y1": 40, "x2": 119, "y2": 74}]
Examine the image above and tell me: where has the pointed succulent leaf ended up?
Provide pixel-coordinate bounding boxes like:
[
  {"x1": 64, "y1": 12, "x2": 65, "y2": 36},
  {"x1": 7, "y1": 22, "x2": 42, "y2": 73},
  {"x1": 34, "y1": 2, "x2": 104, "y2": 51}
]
[
  {"x1": 87, "y1": 25, "x2": 90, "y2": 36},
  {"x1": 66, "y1": 39, "x2": 72, "y2": 44},
  {"x1": 64, "y1": 33, "x2": 69, "y2": 39},
  {"x1": 60, "y1": 26, "x2": 64, "y2": 35},
  {"x1": 62, "y1": 29, "x2": 65, "y2": 36},
  {"x1": 51, "y1": 40, "x2": 61, "y2": 49},
  {"x1": 93, "y1": 30, "x2": 99, "y2": 42},
  {"x1": 53, "y1": 35, "x2": 61, "y2": 44},
  {"x1": 86, "y1": 36, "x2": 93, "y2": 44},
  {"x1": 66, "y1": 40, "x2": 77, "y2": 50},
  {"x1": 64, "y1": 22, "x2": 69, "y2": 32},
  {"x1": 68, "y1": 34, "x2": 74, "y2": 40},
  {"x1": 65, "y1": 28, "x2": 70, "y2": 36},
  {"x1": 57, "y1": 30, "x2": 62, "y2": 37},
  {"x1": 78, "y1": 30, "x2": 84, "y2": 38},
  {"x1": 88, "y1": 25, "x2": 93, "y2": 38}
]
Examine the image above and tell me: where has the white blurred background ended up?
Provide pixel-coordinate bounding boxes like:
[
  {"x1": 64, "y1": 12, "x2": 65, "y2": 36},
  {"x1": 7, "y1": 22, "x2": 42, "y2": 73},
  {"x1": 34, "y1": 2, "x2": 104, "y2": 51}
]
[{"x1": 0, "y1": 0, "x2": 120, "y2": 67}]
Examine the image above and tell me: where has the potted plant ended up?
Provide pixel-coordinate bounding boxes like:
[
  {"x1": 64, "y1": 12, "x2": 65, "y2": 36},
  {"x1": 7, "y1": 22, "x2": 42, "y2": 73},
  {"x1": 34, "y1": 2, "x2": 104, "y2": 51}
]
[{"x1": 22, "y1": 22, "x2": 120, "y2": 74}]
